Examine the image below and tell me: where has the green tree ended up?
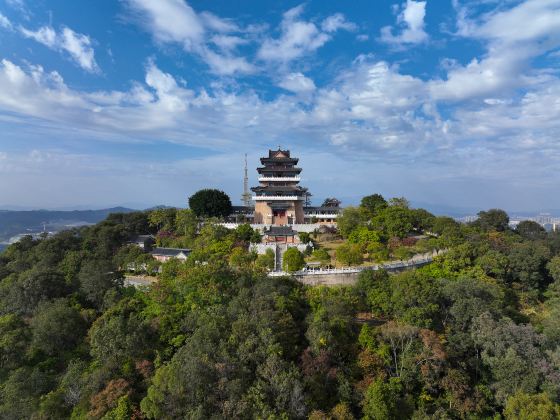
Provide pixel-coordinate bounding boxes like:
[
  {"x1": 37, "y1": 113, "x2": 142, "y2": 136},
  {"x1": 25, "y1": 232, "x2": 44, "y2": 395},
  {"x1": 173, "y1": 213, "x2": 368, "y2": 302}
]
[
  {"x1": 362, "y1": 378, "x2": 406, "y2": 420},
  {"x1": 360, "y1": 194, "x2": 387, "y2": 217},
  {"x1": 356, "y1": 269, "x2": 392, "y2": 317},
  {"x1": 348, "y1": 227, "x2": 381, "y2": 252},
  {"x1": 0, "y1": 314, "x2": 29, "y2": 371},
  {"x1": 89, "y1": 298, "x2": 155, "y2": 370},
  {"x1": 504, "y1": 392, "x2": 560, "y2": 420},
  {"x1": 283, "y1": 248, "x2": 305, "y2": 272},
  {"x1": 148, "y1": 207, "x2": 177, "y2": 231},
  {"x1": 4, "y1": 269, "x2": 68, "y2": 315},
  {"x1": 390, "y1": 271, "x2": 441, "y2": 328},
  {"x1": 410, "y1": 208, "x2": 435, "y2": 232},
  {"x1": 373, "y1": 206, "x2": 414, "y2": 238},
  {"x1": 516, "y1": 220, "x2": 546, "y2": 240},
  {"x1": 311, "y1": 248, "x2": 331, "y2": 264},
  {"x1": 546, "y1": 255, "x2": 560, "y2": 282},
  {"x1": 78, "y1": 259, "x2": 123, "y2": 308},
  {"x1": 188, "y1": 189, "x2": 232, "y2": 218},
  {"x1": 337, "y1": 207, "x2": 368, "y2": 238},
  {"x1": 175, "y1": 208, "x2": 198, "y2": 239},
  {"x1": 475, "y1": 209, "x2": 510, "y2": 232},
  {"x1": 508, "y1": 242, "x2": 551, "y2": 291},
  {"x1": 298, "y1": 231, "x2": 312, "y2": 244},
  {"x1": 470, "y1": 313, "x2": 545, "y2": 404},
  {"x1": 255, "y1": 248, "x2": 275, "y2": 271},
  {"x1": 388, "y1": 197, "x2": 410, "y2": 208},
  {"x1": 229, "y1": 247, "x2": 257, "y2": 270},
  {"x1": 30, "y1": 299, "x2": 86, "y2": 357},
  {"x1": 335, "y1": 244, "x2": 363, "y2": 266}
]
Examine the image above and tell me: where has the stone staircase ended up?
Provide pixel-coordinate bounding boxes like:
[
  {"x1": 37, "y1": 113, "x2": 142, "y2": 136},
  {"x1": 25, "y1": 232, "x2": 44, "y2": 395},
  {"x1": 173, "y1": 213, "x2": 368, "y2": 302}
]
[{"x1": 274, "y1": 244, "x2": 284, "y2": 272}]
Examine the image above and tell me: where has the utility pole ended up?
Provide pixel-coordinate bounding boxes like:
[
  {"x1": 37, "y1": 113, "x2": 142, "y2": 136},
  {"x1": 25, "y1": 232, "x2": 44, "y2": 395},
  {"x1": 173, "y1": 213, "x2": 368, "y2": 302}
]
[{"x1": 241, "y1": 153, "x2": 252, "y2": 207}]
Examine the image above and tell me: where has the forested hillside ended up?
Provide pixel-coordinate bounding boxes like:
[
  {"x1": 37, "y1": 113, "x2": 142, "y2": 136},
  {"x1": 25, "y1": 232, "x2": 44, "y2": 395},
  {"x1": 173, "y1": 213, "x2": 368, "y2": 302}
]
[{"x1": 0, "y1": 205, "x2": 559, "y2": 419}]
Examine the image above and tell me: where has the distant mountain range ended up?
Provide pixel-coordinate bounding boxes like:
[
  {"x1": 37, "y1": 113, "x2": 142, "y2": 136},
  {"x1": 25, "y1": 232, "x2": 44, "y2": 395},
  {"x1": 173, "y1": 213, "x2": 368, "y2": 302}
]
[{"x1": 0, "y1": 207, "x2": 136, "y2": 242}]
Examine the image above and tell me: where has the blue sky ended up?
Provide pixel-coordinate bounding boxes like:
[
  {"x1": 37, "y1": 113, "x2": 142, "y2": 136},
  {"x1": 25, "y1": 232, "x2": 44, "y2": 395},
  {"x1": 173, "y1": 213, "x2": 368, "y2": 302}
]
[{"x1": 0, "y1": 0, "x2": 559, "y2": 212}]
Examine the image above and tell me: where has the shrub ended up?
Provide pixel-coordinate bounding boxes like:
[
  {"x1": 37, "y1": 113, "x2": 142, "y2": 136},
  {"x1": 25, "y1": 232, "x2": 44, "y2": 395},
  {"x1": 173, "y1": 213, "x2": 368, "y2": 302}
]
[
  {"x1": 283, "y1": 248, "x2": 305, "y2": 272},
  {"x1": 335, "y1": 244, "x2": 363, "y2": 266}
]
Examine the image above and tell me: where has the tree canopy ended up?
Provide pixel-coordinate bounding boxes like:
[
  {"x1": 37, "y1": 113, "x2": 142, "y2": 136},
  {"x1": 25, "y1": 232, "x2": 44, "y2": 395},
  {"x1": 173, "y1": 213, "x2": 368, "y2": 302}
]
[
  {"x1": 0, "y1": 201, "x2": 558, "y2": 419},
  {"x1": 188, "y1": 189, "x2": 232, "y2": 218}
]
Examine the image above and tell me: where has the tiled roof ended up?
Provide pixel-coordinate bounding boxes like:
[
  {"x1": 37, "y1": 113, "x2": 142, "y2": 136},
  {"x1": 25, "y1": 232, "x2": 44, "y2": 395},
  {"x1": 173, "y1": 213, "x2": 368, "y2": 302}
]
[
  {"x1": 129, "y1": 234, "x2": 155, "y2": 242},
  {"x1": 150, "y1": 247, "x2": 191, "y2": 257},
  {"x1": 257, "y1": 166, "x2": 302, "y2": 173},
  {"x1": 264, "y1": 226, "x2": 297, "y2": 236},
  {"x1": 251, "y1": 185, "x2": 306, "y2": 193}
]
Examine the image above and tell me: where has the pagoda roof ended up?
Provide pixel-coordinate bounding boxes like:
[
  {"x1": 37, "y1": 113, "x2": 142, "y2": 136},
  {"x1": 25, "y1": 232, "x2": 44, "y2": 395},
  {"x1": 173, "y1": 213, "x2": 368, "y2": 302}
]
[
  {"x1": 257, "y1": 166, "x2": 302, "y2": 174},
  {"x1": 260, "y1": 157, "x2": 299, "y2": 165},
  {"x1": 268, "y1": 149, "x2": 291, "y2": 158},
  {"x1": 251, "y1": 185, "x2": 307, "y2": 193}
]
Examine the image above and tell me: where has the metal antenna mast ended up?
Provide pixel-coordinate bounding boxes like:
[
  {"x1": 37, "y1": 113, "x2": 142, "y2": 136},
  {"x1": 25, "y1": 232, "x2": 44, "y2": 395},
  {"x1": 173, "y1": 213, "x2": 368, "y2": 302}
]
[{"x1": 241, "y1": 153, "x2": 252, "y2": 207}]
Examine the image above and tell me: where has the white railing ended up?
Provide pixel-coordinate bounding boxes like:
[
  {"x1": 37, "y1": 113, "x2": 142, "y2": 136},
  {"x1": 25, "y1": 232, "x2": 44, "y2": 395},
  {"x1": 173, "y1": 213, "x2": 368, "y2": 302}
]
[
  {"x1": 304, "y1": 213, "x2": 339, "y2": 218},
  {"x1": 268, "y1": 250, "x2": 445, "y2": 277},
  {"x1": 252, "y1": 195, "x2": 304, "y2": 201},
  {"x1": 258, "y1": 176, "x2": 300, "y2": 182}
]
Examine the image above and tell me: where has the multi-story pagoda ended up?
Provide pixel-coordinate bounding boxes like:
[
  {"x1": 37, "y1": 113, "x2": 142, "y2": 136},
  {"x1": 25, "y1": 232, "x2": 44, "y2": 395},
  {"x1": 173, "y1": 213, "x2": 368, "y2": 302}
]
[{"x1": 252, "y1": 149, "x2": 307, "y2": 225}]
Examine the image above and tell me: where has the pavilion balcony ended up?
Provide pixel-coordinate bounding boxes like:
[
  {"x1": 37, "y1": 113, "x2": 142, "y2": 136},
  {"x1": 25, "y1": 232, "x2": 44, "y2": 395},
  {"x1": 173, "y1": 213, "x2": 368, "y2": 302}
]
[{"x1": 252, "y1": 195, "x2": 304, "y2": 201}]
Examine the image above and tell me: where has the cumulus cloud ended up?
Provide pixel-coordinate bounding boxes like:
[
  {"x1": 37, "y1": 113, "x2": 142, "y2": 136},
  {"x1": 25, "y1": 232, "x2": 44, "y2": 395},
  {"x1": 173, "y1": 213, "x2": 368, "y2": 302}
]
[
  {"x1": 0, "y1": 13, "x2": 12, "y2": 30},
  {"x1": 19, "y1": 25, "x2": 99, "y2": 72},
  {"x1": 321, "y1": 13, "x2": 357, "y2": 33},
  {"x1": 123, "y1": 0, "x2": 255, "y2": 76},
  {"x1": 123, "y1": 0, "x2": 204, "y2": 49},
  {"x1": 380, "y1": 0, "x2": 429, "y2": 46},
  {"x1": 257, "y1": 5, "x2": 355, "y2": 63},
  {"x1": 432, "y1": 0, "x2": 560, "y2": 101},
  {"x1": 278, "y1": 72, "x2": 316, "y2": 93}
]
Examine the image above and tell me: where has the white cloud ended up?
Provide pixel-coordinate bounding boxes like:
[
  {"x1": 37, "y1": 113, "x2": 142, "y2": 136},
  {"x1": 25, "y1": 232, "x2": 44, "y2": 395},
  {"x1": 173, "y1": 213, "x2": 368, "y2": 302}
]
[
  {"x1": 278, "y1": 72, "x2": 316, "y2": 93},
  {"x1": 0, "y1": 13, "x2": 12, "y2": 30},
  {"x1": 124, "y1": 0, "x2": 255, "y2": 76},
  {"x1": 321, "y1": 13, "x2": 357, "y2": 33},
  {"x1": 20, "y1": 26, "x2": 57, "y2": 46},
  {"x1": 380, "y1": 0, "x2": 428, "y2": 46},
  {"x1": 199, "y1": 11, "x2": 238, "y2": 33},
  {"x1": 200, "y1": 49, "x2": 255, "y2": 75},
  {"x1": 20, "y1": 25, "x2": 99, "y2": 72},
  {"x1": 211, "y1": 34, "x2": 247, "y2": 52},
  {"x1": 456, "y1": 0, "x2": 560, "y2": 44},
  {"x1": 59, "y1": 28, "x2": 98, "y2": 72},
  {"x1": 258, "y1": 5, "x2": 354, "y2": 64},
  {"x1": 257, "y1": 6, "x2": 328, "y2": 63},
  {"x1": 432, "y1": 0, "x2": 560, "y2": 101},
  {"x1": 2, "y1": 50, "x2": 560, "y2": 209},
  {"x1": 124, "y1": 0, "x2": 204, "y2": 50}
]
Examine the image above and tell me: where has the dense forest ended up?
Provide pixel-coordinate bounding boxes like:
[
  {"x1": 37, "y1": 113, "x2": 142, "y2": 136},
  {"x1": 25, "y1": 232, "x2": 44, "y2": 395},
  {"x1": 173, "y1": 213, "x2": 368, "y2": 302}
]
[{"x1": 0, "y1": 198, "x2": 559, "y2": 419}]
